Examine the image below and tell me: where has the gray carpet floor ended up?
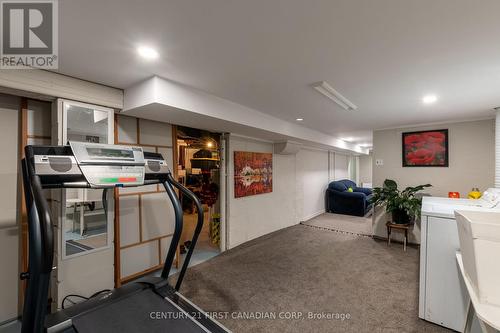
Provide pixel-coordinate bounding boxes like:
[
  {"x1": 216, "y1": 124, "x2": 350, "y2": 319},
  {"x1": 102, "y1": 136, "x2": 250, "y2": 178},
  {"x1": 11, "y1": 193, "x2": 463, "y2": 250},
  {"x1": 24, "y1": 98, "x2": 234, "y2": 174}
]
[
  {"x1": 173, "y1": 224, "x2": 451, "y2": 333},
  {"x1": 301, "y1": 213, "x2": 373, "y2": 236}
]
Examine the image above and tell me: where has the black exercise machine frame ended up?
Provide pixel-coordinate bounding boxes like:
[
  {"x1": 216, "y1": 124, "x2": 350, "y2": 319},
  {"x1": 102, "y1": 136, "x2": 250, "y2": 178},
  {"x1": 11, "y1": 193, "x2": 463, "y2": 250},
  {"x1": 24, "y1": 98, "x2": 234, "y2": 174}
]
[{"x1": 21, "y1": 145, "x2": 206, "y2": 333}]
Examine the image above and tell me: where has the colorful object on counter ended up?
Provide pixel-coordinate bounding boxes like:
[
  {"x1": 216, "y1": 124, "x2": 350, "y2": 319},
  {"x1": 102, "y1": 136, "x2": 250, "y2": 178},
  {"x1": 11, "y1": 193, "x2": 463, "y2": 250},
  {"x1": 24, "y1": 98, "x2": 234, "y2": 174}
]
[
  {"x1": 448, "y1": 192, "x2": 460, "y2": 199},
  {"x1": 467, "y1": 188, "x2": 481, "y2": 199},
  {"x1": 347, "y1": 187, "x2": 354, "y2": 192}
]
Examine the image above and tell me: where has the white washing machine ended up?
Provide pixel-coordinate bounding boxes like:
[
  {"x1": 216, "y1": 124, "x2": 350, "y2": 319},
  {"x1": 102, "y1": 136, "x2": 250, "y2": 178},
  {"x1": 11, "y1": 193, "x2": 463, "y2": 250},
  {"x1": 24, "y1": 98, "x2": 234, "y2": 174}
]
[{"x1": 419, "y1": 189, "x2": 500, "y2": 332}]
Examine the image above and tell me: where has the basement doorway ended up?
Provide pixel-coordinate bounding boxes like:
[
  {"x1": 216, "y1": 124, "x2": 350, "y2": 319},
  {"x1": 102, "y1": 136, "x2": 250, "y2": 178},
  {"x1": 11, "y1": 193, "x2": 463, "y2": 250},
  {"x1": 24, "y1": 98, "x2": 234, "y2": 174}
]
[{"x1": 175, "y1": 126, "x2": 224, "y2": 267}]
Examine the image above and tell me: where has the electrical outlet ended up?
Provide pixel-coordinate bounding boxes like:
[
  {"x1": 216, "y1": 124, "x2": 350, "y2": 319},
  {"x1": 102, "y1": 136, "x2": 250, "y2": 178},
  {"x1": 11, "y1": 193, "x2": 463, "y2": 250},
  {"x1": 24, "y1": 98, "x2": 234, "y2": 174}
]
[{"x1": 375, "y1": 159, "x2": 383, "y2": 166}]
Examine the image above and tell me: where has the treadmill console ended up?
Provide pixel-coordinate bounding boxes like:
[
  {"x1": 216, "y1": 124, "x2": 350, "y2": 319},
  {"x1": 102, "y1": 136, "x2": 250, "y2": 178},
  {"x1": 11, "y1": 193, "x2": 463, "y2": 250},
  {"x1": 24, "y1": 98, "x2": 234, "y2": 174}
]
[
  {"x1": 70, "y1": 142, "x2": 145, "y2": 187},
  {"x1": 32, "y1": 142, "x2": 170, "y2": 188}
]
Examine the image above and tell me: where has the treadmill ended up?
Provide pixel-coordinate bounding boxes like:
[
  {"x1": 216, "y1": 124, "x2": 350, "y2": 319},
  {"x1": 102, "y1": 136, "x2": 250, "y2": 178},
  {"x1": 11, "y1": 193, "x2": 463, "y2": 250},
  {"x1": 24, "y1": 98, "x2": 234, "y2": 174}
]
[{"x1": 21, "y1": 141, "x2": 230, "y2": 333}]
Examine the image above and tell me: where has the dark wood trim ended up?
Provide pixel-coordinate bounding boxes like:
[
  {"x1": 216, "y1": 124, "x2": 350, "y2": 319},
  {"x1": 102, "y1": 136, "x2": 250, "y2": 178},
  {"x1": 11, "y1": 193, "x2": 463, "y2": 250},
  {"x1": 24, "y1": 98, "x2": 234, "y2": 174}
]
[
  {"x1": 113, "y1": 113, "x2": 119, "y2": 144},
  {"x1": 172, "y1": 125, "x2": 178, "y2": 179},
  {"x1": 117, "y1": 190, "x2": 161, "y2": 197},
  {"x1": 113, "y1": 113, "x2": 122, "y2": 287},
  {"x1": 19, "y1": 97, "x2": 28, "y2": 311},
  {"x1": 120, "y1": 233, "x2": 174, "y2": 250},
  {"x1": 138, "y1": 194, "x2": 143, "y2": 242},
  {"x1": 120, "y1": 263, "x2": 163, "y2": 284},
  {"x1": 26, "y1": 134, "x2": 51, "y2": 139},
  {"x1": 113, "y1": 187, "x2": 121, "y2": 288},
  {"x1": 158, "y1": 239, "x2": 162, "y2": 266},
  {"x1": 171, "y1": 125, "x2": 180, "y2": 268}
]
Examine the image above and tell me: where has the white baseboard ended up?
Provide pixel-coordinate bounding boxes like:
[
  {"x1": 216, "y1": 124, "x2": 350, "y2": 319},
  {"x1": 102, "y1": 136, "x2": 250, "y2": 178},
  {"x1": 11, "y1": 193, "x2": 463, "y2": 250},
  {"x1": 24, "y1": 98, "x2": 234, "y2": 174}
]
[{"x1": 300, "y1": 210, "x2": 325, "y2": 223}]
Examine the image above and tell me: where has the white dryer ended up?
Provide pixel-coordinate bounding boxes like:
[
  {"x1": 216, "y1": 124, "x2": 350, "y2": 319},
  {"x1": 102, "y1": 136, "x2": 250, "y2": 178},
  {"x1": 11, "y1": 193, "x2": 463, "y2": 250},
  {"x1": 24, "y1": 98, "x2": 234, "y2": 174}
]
[{"x1": 419, "y1": 189, "x2": 500, "y2": 331}]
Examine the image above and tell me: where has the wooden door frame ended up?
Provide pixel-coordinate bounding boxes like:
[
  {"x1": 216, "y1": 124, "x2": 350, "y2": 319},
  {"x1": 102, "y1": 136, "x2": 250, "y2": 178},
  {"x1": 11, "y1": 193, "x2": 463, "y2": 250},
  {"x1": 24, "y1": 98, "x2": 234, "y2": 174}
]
[
  {"x1": 18, "y1": 97, "x2": 28, "y2": 312},
  {"x1": 18, "y1": 97, "x2": 54, "y2": 311}
]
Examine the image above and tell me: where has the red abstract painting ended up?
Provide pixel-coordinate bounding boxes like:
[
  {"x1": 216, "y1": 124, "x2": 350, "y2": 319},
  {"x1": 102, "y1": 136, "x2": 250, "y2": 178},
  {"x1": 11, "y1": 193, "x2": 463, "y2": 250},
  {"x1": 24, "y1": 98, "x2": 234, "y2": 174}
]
[
  {"x1": 234, "y1": 151, "x2": 273, "y2": 198},
  {"x1": 402, "y1": 129, "x2": 448, "y2": 167}
]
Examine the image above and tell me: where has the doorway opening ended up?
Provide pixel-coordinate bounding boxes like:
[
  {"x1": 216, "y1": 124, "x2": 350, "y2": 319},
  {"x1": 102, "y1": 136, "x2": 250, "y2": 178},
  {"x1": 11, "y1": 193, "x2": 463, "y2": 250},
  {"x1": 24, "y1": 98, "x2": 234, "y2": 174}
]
[{"x1": 175, "y1": 126, "x2": 222, "y2": 268}]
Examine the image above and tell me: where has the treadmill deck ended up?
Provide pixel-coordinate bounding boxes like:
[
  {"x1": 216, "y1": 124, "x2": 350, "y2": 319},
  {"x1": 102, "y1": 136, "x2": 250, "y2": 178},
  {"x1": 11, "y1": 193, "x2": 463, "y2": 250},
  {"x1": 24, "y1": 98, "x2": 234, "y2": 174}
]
[{"x1": 71, "y1": 289, "x2": 209, "y2": 333}]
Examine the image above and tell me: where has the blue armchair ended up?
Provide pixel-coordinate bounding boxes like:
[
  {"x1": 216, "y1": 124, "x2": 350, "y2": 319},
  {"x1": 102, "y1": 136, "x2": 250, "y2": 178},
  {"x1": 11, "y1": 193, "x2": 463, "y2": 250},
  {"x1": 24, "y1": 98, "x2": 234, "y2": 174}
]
[{"x1": 326, "y1": 179, "x2": 373, "y2": 217}]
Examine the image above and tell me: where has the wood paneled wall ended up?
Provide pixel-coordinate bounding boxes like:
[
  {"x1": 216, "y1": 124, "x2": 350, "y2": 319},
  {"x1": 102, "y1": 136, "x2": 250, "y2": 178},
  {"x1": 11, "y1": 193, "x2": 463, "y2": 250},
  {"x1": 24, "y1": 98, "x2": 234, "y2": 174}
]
[{"x1": 114, "y1": 114, "x2": 177, "y2": 285}]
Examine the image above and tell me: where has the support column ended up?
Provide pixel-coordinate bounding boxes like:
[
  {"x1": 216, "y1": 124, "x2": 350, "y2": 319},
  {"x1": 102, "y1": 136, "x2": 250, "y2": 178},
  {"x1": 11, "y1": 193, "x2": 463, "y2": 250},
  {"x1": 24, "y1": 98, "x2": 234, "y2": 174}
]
[{"x1": 496, "y1": 109, "x2": 500, "y2": 188}]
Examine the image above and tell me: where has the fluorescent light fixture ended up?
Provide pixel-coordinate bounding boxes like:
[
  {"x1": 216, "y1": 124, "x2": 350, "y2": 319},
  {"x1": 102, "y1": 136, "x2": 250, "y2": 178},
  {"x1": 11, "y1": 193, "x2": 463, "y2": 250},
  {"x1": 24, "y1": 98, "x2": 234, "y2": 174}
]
[
  {"x1": 137, "y1": 46, "x2": 159, "y2": 60},
  {"x1": 341, "y1": 137, "x2": 354, "y2": 142},
  {"x1": 312, "y1": 81, "x2": 357, "y2": 111},
  {"x1": 422, "y1": 94, "x2": 437, "y2": 104},
  {"x1": 296, "y1": 118, "x2": 304, "y2": 121}
]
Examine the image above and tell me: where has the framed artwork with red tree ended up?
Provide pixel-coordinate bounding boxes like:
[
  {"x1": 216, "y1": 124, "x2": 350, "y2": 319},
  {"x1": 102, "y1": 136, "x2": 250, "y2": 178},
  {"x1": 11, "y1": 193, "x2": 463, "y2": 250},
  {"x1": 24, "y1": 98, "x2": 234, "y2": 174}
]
[
  {"x1": 234, "y1": 151, "x2": 273, "y2": 197},
  {"x1": 402, "y1": 129, "x2": 449, "y2": 167}
]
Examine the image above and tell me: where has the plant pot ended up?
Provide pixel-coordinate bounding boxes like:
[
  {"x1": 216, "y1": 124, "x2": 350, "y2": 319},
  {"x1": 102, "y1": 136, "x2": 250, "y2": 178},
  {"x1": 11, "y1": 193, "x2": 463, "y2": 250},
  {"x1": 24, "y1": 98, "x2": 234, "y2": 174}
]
[{"x1": 392, "y1": 209, "x2": 411, "y2": 224}]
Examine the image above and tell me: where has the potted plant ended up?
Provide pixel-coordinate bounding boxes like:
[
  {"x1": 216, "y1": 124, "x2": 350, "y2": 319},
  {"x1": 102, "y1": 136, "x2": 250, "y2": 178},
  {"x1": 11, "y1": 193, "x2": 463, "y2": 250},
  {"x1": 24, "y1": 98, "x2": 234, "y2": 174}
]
[{"x1": 372, "y1": 179, "x2": 432, "y2": 224}]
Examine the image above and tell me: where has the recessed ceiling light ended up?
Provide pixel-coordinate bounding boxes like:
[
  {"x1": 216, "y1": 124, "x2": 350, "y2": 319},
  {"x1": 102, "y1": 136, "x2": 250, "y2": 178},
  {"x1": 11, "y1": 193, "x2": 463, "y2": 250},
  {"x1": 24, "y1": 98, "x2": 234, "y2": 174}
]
[
  {"x1": 422, "y1": 94, "x2": 438, "y2": 104},
  {"x1": 296, "y1": 118, "x2": 304, "y2": 121},
  {"x1": 137, "y1": 46, "x2": 159, "y2": 60}
]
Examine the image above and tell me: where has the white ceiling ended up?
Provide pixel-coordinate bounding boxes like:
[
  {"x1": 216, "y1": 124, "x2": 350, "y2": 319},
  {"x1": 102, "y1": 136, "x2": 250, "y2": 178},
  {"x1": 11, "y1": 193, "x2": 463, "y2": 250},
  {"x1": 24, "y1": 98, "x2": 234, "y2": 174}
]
[{"x1": 57, "y1": 0, "x2": 500, "y2": 145}]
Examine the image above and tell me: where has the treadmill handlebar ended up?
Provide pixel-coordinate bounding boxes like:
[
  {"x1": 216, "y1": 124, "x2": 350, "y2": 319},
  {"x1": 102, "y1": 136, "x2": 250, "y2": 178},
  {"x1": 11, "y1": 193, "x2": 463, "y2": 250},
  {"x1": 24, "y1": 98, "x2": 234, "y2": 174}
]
[
  {"x1": 24, "y1": 146, "x2": 55, "y2": 274},
  {"x1": 160, "y1": 178, "x2": 184, "y2": 279},
  {"x1": 166, "y1": 174, "x2": 205, "y2": 291}
]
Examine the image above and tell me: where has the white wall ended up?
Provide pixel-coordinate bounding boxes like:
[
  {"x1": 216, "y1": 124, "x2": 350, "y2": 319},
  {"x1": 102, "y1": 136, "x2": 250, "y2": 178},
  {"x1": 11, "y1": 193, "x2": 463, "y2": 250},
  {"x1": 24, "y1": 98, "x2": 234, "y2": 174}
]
[
  {"x1": 228, "y1": 136, "x2": 297, "y2": 248},
  {"x1": 359, "y1": 153, "x2": 372, "y2": 186},
  {"x1": 333, "y1": 152, "x2": 349, "y2": 180},
  {"x1": 0, "y1": 94, "x2": 20, "y2": 323},
  {"x1": 227, "y1": 135, "x2": 332, "y2": 248},
  {"x1": 296, "y1": 149, "x2": 329, "y2": 221},
  {"x1": 372, "y1": 119, "x2": 495, "y2": 243}
]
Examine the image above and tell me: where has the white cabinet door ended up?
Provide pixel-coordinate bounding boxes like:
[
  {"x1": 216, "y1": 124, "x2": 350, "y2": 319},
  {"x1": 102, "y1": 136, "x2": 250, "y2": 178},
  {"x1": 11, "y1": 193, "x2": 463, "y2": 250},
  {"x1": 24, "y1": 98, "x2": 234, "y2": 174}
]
[{"x1": 425, "y1": 216, "x2": 469, "y2": 331}]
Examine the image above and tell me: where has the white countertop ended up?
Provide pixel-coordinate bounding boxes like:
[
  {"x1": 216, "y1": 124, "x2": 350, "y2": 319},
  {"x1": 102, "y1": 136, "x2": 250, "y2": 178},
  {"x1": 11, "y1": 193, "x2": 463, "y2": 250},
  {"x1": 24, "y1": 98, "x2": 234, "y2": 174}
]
[
  {"x1": 456, "y1": 252, "x2": 500, "y2": 331},
  {"x1": 421, "y1": 197, "x2": 500, "y2": 219}
]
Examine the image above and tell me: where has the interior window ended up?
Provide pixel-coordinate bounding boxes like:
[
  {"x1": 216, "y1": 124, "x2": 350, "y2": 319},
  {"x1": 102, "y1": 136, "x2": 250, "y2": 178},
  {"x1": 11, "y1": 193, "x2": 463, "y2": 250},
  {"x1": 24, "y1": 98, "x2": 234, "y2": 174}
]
[{"x1": 63, "y1": 103, "x2": 111, "y2": 257}]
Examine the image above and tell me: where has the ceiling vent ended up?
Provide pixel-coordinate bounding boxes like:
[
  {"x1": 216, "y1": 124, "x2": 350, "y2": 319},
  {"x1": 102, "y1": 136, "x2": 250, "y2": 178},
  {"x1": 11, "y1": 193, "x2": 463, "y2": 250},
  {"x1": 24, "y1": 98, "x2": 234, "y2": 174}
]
[{"x1": 312, "y1": 81, "x2": 357, "y2": 111}]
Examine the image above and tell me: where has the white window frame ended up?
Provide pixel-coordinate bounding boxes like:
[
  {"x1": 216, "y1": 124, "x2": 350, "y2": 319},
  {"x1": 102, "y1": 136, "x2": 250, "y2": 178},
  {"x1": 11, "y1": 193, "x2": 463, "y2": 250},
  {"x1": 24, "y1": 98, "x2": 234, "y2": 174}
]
[{"x1": 58, "y1": 99, "x2": 115, "y2": 260}]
